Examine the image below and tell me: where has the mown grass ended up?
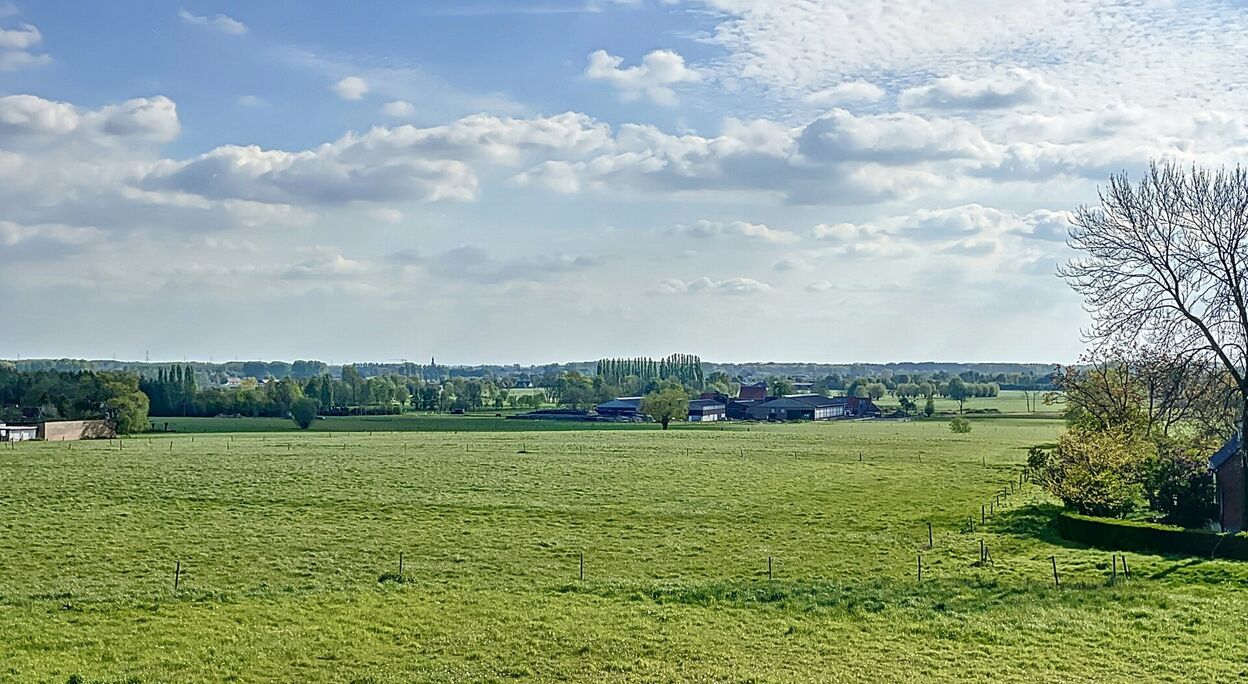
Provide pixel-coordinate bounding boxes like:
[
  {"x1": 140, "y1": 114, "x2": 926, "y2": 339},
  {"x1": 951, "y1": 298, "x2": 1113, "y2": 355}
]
[{"x1": 2, "y1": 418, "x2": 1245, "y2": 682}]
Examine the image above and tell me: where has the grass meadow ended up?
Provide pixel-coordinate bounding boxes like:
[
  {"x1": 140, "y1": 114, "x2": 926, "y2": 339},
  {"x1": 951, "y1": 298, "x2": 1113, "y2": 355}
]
[{"x1": 3, "y1": 417, "x2": 1246, "y2": 682}]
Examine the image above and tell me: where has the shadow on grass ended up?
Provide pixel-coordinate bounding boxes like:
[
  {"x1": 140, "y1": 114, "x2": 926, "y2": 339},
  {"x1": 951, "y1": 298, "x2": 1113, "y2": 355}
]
[
  {"x1": 983, "y1": 502, "x2": 1085, "y2": 548},
  {"x1": 554, "y1": 576, "x2": 1164, "y2": 617}
]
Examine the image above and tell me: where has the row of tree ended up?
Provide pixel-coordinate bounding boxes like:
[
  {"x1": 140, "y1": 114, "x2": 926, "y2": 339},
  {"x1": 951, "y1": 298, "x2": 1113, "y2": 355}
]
[
  {"x1": 0, "y1": 364, "x2": 149, "y2": 433},
  {"x1": 595, "y1": 354, "x2": 705, "y2": 390}
]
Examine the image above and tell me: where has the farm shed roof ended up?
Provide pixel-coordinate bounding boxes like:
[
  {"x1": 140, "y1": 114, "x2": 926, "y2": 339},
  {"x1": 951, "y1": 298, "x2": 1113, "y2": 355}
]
[{"x1": 1211, "y1": 434, "x2": 1243, "y2": 470}]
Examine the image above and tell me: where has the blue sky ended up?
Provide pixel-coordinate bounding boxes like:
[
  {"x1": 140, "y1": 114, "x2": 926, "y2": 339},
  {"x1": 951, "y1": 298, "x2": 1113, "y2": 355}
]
[{"x1": 4, "y1": 1, "x2": 1248, "y2": 364}]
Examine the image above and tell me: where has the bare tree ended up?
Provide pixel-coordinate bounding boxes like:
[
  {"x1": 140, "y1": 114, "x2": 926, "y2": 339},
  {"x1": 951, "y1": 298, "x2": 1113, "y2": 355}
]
[{"x1": 1061, "y1": 162, "x2": 1248, "y2": 453}]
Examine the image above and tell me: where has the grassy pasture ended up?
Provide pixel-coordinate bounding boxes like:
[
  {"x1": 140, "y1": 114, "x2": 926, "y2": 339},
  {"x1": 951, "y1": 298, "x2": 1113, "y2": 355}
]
[{"x1": 2, "y1": 418, "x2": 1245, "y2": 682}]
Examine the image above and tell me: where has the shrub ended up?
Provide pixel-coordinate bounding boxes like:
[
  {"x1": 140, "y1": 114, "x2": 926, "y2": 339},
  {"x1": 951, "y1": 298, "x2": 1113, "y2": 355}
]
[
  {"x1": 923, "y1": 398, "x2": 935, "y2": 417},
  {"x1": 1141, "y1": 435, "x2": 1219, "y2": 528},
  {"x1": 1038, "y1": 427, "x2": 1150, "y2": 518},
  {"x1": 949, "y1": 417, "x2": 971, "y2": 434},
  {"x1": 290, "y1": 398, "x2": 319, "y2": 430}
]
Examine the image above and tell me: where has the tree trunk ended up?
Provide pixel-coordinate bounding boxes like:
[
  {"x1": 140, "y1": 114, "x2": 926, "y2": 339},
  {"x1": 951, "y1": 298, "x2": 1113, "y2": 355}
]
[{"x1": 661, "y1": 417, "x2": 670, "y2": 430}]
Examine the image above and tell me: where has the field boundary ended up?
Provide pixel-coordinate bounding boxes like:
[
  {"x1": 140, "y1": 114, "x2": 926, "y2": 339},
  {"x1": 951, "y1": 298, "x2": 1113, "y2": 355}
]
[{"x1": 1055, "y1": 512, "x2": 1248, "y2": 560}]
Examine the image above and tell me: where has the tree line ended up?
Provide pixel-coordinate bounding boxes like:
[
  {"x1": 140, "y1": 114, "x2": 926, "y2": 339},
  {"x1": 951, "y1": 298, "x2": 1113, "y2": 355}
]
[{"x1": 0, "y1": 363, "x2": 149, "y2": 433}]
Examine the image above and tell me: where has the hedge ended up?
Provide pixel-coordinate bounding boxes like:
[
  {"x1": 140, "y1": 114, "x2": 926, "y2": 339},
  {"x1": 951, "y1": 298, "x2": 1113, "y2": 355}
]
[{"x1": 1055, "y1": 512, "x2": 1248, "y2": 560}]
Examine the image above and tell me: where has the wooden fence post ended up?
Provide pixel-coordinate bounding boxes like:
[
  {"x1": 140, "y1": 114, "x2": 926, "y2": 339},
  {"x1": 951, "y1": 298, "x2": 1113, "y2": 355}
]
[
  {"x1": 579, "y1": 552, "x2": 584, "y2": 581},
  {"x1": 1050, "y1": 556, "x2": 1059, "y2": 588},
  {"x1": 174, "y1": 561, "x2": 181, "y2": 591},
  {"x1": 768, "y1": 556, "x2": 773, "y2": 580},
  {"x1": 927, "y1": 521, "x2": 933, "y2": 548}
]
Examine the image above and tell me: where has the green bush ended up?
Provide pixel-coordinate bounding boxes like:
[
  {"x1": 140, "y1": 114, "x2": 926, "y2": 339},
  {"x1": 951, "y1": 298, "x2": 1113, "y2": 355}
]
[
  {"x1": 1142, "y1": 435, "x2": 1219, "y2": 528},
  {"x1": 1038, "y1": 427, "x2": 1150, "y2": 518},
  {"x1": 290, "y1": 398, "x2": 319, "y2": 430},
  {"x1": 949, "y1": 417, "x2": 971, "y2": 433}
]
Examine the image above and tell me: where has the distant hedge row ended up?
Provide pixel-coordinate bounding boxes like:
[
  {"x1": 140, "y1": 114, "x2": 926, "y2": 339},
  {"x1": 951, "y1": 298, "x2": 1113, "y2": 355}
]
[{"x1": 1055, "y1": 512, "x2": 1248, "y2": 560}]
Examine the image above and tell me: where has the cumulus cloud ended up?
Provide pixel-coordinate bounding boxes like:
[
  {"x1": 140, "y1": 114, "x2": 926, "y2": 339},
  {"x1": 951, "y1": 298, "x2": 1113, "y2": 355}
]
[
  {"x1": 899, "y1": 69, "x2": 1064, "y2": 111},
  {"x1": 652, "y1": 276, "x2": 772, "y2": 295},
  {"x1": 281, "y1": 253, "x2": 369, "y2": 280},
  {"x1": 585, "y1": 49, "x2": 701, "y2": 106},
  {"x1": 773, "y1": 255, "x2": 811, "y2": 271},
  {"x1": 0, "y1": 94, "x2": 178, "y2": 144},
  {"x1": 332, "y1": 76, "x2": 370, "y2": 101},
  {"x1": 804, "y1": 279, "x2": 834, "y2": 292},
  {"x1": 803, "y1": 80, "x2": 885, "y2": 106},
  {"x1": 0, "y1": 12, "x2": 48, "y2": 71},
  {"x1": 178, "y1": 9, "x2": 247, "y2": 35},
  {"x1": 670, "y1": 219, "x2": 798, "y2": 243},
  {"x1": 0, "y1": 19, "x2": 38, "y2": 48},
  {"x1": 382, "y1": 100, "x2": 416, "y2": 118}
]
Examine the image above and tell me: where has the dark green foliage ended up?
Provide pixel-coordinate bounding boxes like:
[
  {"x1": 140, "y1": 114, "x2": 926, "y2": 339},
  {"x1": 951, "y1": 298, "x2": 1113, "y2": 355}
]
[
  {"x1": 290, "y1": 398, "x2": 319, "y2": 429},
  {"x1": 949, "y1": 417, "x2": 972, "y2": 434},
  {"x1": 1141, "y1": 439, "x2": 1219, "y2": 528},
  {"x1": 0, "y1": 366, "x2": 148, "y2": 433},
  {"x1": 1055, "y1": 512, "x2": 1248, "y2": 559},
  {"x1": 596, "y1": 354, "x2": 704, "y2": 391}
]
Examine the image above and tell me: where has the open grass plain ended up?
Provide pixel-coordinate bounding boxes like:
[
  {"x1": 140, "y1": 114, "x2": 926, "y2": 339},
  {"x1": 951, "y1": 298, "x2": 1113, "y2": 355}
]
[{"x1": 3, "y1": 416, "x2": 1247, "y2": 682}]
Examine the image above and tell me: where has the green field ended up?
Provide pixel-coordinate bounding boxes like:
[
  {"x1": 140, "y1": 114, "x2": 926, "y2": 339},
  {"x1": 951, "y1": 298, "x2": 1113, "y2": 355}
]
[{"x1": 3, "y1": 418, "x2": 1245, "y2": 682}]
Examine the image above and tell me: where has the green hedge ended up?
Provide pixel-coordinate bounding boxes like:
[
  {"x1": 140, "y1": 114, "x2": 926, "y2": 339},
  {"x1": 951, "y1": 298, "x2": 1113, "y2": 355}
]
[{"x1": 1055, "y1": 512, "x2": 1248, "y2": 560}]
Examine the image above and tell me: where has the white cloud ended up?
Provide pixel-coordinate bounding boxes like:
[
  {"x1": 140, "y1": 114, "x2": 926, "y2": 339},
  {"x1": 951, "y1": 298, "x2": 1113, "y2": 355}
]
[
  {"x1": 0, "y1": 12, "x2": 47, "y2": 70},
  {"x1": 805, "y1": 279, "x2": 834, "y2": 292},
  {"x1": 395, "y1": 246, "x2": 600, "y2": 284},
  {"x1": 670, "y1": 219, "x2": 798, "y2": 243},
  {"x1": 899, "y1": 69, "x2": 1065, "y2": 111},
  {"x1": 332, "y1": 76, "x2": 369, "y2": 101},
  {"x1": 773, "y1": 255, "x2": 811, "y2": 271},
  {"x1": 282, "y1": 253, "x2": 368, "y2": 280},
  {"x1": 0, "y1": 94, "x2": 178, "y2": 144},
  {"x1": 0, "y1": 19, "x2": 38, "y2": 48},
  {"x1": 368, "y1": 207, "x2": 404, "y2": 224},
  {"x1": 653, "y1": 276, "x2": 772, "y2": 295},
  {"x1": 803, "y1": 80, "x2": 885, "y2": 106},
  {"x1": 382, "y1": 100, "x2": 416, "y2": 118},
  {"x1": 585, "y1": 49, "x2": 701, "y2": 106},
  {"x1": 178, "y1": 9, "x2": 247, "y2": 35}
]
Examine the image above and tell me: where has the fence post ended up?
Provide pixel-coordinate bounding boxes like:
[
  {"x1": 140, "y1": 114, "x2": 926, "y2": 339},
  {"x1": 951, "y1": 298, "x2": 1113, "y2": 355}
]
[
  {"x1": 1050, "y1": 556, "x2": 1059, "y2": 588},
  {"x1": 399, "y1": 552, "x2": 404, "y2": 577},
  {"x1": 917, "y1": 554, "x2": 922, "y2": 582},
  {"x1": 579, "y1": 552, "x2": 584, "y2": 580},
  {"x1": 1111, "y1": 555, "x2": 1117, "y2": 586},
  {"x1": 768, "y1": 556, "x2": 773, "y2": 580},
  {"x1": 981, "y1": 505, "x2": 986, "y2": 525},
  {"x1": 927, "y1": 521, "x2": 933, "y2": 548},
  {"x1": 174, "y1": 560, "x2": 181, "y2": 591}
]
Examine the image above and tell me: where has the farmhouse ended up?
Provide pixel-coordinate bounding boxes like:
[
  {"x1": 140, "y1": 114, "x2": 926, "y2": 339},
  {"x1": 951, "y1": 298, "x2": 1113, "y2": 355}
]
[
  {"x1": 1211, "y1": 434, "x2": 1245, "y2": 532},
  {"x1": 0, "y1": 422, "x2": 38, "y2": 442},
  {"x1": 687, "y1": 399, "x2": 726, "y2": 422}
]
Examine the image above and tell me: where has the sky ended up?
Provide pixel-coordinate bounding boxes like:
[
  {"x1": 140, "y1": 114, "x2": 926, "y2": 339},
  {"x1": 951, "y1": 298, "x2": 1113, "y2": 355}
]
[{"x1": 4, "y1": 0, "x2": 1248, "y2": 365}]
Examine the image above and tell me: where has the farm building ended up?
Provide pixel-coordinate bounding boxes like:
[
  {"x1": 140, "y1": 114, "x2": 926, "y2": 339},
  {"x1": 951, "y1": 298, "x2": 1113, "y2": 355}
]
[
  {"x1": 687, "y1": 399, "x2": 726, "y2": 422},
  {"x1": 1211, "y1": 434, "x2": 1245, "y2": 532},
  {"x1": 38, "y1": 420, "x2": 116, "y2": 441},
  {"x1": 726, "y1": 399, "x2": 761, "y2": 420},
  {"x1": 594, "y1": 397, "x2": 644, "y2": 419},
  {"x1": 842, "y1": 396, "x2": 883, "y2": 418},
  {"x1": 737, "y1": 382, "x2": 768, "y2": 401},
  {"x1": 0, "y1": 423, "x2": 38, "y2": 442}
]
